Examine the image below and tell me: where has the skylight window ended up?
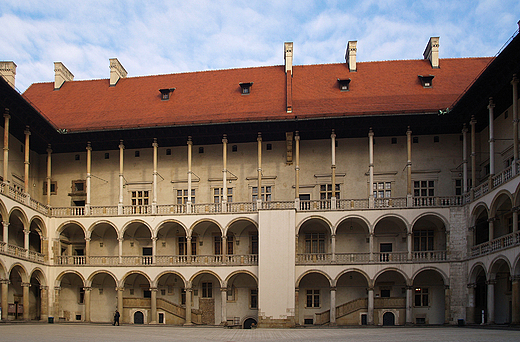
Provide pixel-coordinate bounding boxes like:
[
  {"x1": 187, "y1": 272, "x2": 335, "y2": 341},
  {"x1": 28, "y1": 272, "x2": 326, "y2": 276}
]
[
  {"x1": 159, "y1": 88, "x2": 176, "y2": 100},
  {"x1": 418, "y1": 75, "x2": 434, "y2": 88},
  {"x1": 337, "y1": 78, "x2": 351, "y2": 91},
  {"x1": 239, "y1": 82, "x2": 253, "y2": 95}
]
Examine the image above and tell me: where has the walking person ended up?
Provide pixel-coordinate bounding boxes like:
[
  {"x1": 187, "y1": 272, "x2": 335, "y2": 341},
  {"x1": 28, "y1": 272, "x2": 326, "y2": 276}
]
[{"x1": 113, "y1": 310, "x2": 120, "y2": 326}]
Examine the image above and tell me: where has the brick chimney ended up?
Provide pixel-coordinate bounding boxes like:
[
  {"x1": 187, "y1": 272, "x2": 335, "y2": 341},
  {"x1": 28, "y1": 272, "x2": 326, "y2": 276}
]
[
  {"x1": 346, "y1": 41, "x2": 357, "y2": 72},
  {"x1": 284, "y1": 42, "x2": 293, "y2": 75},
  {"x1": 109, "y1": 58, "x2": 127, "y2": 86},
  {"x1": 0, "y1": 61, "x2": 17, "y2": 88},
  {"x1": 284, "y1": 42, "x2": 293, "y2": 113},
  {"x1": 54, "y1": 62, "x2": 74, "y2": 90},
  {"x1": 423, "y1": 37, "x2": 440, "y2": 68}
]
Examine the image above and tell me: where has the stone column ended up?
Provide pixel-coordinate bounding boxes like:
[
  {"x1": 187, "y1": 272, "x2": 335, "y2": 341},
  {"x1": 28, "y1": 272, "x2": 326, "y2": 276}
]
[
  {"x1": 221, "y1": 235, "x2": 226, "y2": 264},
  {"x1": 444, "y1": 285, "x2": 451, "y2": 324},
  {"x1": 222, "y1": 134, "x2": 228, "y2": 213},
  {"x1": 488, "y1": 98, "x2": 495, "y2": 183},
  {"x1": 221, "y1": 287, "x2": 227, "y2": 325},
  {"x1": 294, "y1": 131, "x2": 300, "y2": 208},
  {"x1": 117, "y1": 287, "x2": 124, "y2": 322},
  {"x1": 368, "y1": 128, "x2": 374, "y2": 208},
  {"x1": 150, "y1": 287, "x2": 157, "y2": 324},
  {"x1": 512, "y1": 276, "x2": 520, "y2": 324},
  {"x1": 22, "y1": 282, "x2": 30, "y2": 320},
  {"x1": 294, "y1": 288, "x2": 299, "y2": 326},
  {"x1": 23, "y1": 229, "x2": 29, "y2": 258},
  {"x1": 488, "y1": 217, "x2": 495, "y2": 242},
  {"x1": 462, "y1": 124, "x2": 468, "y2": 194},
  {"x1": 369, "y1": 233, "x2": 374, "y2": 262},
  {"x1": 54, "y1": 287, "x2": 61, "y2": 318},
  {"x1": 367, "y1": 287, "x2": 374, "y2": 325},
  {"x1": 257, "y1": 132, "x2": 262, "y2": 207},
  {"x1": 513, "y1": 209, "x2": 519, "y2": 233},
  {"x1": 3, "y1": 109, "x2": 10, "y2": 184},
  {"x1": 184, "y1": 287, "x2": 192, "y2": 325},
  {"x1": 512, "y1": 75, "x2": 519, "y2": 174},
  {"x1": 46, "y1": 145, "x2": 52, "y2": 206},
  {"x1": 407, "y1": 232, "x2": 412, "y2": 261},
  {"x1": 152, "y1": 138, "x2": 158, "y2": 214},
  {"x1": 84, "y1": 287, "x2": 91, "y2": 322},
  {"x1": 406, "y1": 127, "x2": 412, "y2": 207},
  {"x1": 187, "y1": 137, "x2": 193, "y2": 214},
  {"x1": 467, "y1": 283, "x2": 476, "y2": 324},
  {"x1": 85, "y1": 237, "x2": 90, "y2": 264},
  {"x1": 118, "y1": 140, "x2": 124, "y2": 215},
  {"x1": 118, "y1": 237, "x2": 123, "y2": 264},
  {"x1": 331, "y1": 234, "x2": 336, "y2": 262},
  {"x1": 470, "y1": 116, "x2": 477, "y2": 198},
  {"x1": 23, "y1": 126, "x2": 30, "y2": 199},
  {"x1": 187, "y1": 236, "x2": 192, "y2": 257},
  {"x1": 331, "y1": 129, "x2": 337, "y2": 209},
  {"x1": 330, "y1": 287, "x2": 336, "y2": 326},
  {"x1": 1, "y1": 279, "x2": 9, "y2": 320},
  {"x1": 152, "y1": 237, "x2": 157, "y2": 265},
  {"x1": 406, "y1": 286, "x2": 413, "y2": 324},
  {"x1": 85, "y1": 142, "x2": 92, "y2": 214},
  {"x1": 2, "y1": 221, "x2": 7, "y2": 244},
  {"x1": 487, "y1": 280, "x2": 495, "y2": 324},
  {"x1": 40, "y1": 285, "x2": 48, "y2": 321}
]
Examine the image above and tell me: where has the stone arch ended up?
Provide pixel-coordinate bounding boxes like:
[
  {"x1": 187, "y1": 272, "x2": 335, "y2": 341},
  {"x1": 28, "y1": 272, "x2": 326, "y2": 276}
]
[
  {"x1": 514, "y1": 182, "x2": 520, "y2": 207},
  {"x1": 373, "y1": 213, "x2": 410, "y2": 233},
  {"x1": 189, "y1": 270, "x2": 223, "y2": 287},
  {"x1": 57, "y1": 220, "x2": 87, "y2": 236},
  {"x1": 87, "y1": 270, "x2": 119, "y2": 287},
  {"x1": 373, "y1": 267, "x2": 410, "y2": 286},
  {"x1": 121, "y1": 270, "x2": 152, "y2": 287},
  {"x1": 470, "y1": 202, "x2": 489, "y2": 226},
  {"x1": 55, "y1": 270, "x2": 86, "y2": 287},
  {"x1": 8, "y1": 207, "x2": 29, "y2": 228},
  {"x1": 411, "y1": 214, "x2": 448, "y2": 252},
  {"x1": 9, "y1": 263, "x2": 29, "y2": 283},
  {"x1": 154, "y1": 270, "x2": 187, "y2": 288},
  {"x1": 88, "y1": 220, "x2": 119, "y2": 238},
  {"x1": 0, "y1": 198, "x2": 8, "y2": 220},
  {"x1": 8, "y1": 207, "x2": 29, "y2": 248},
  {"x1": 488, "y1": 255, "x2": 512, "y2": 280},
  {"x1": 121, "y1": 219, "x2": 153, "y2": 237},
  {"x1": 334, "y1": 268, "x2": 371, "y2": 287},
  {"x1": 468, "y1": 262, "x2": 487, "y2": 284},
  {"x1": 225, "y1": 217, "x2": 258, "y2": 232},
  {"x1": 490, "y1": 190, "x2": 514, "y2": 217},
  {"x1": 225, "y1": 218, "x2": 258, "y2": 256},
  {"x1": 0, "y1": 258, "x2": 6, "y2": 278},
  {"x1": 190, "y1": 219, "x2": 224, "y2": 256},
  {"x1": 513, "y1": 253, "x2": 520, "y2": 277},
  {"x1": 154, "y1": 219, "x2": 188, "y2": 238},
  {"x1": 88, "y1": 270, "x2": 119, "y2": 323},
  {"x1": 225, "y1": 270, "x2": 258, "y2": 285},
  {"x1": 490, "y1": 191, "x2": 514, "y2": 239},
  {"x1": 296, "y1": 269, "x2": 332, "y2": 288},
  {"x1": 29, "y1": 215, "x2": 47, "y2": 237},
  {"x1": 296, "y1": 215, "x2": 333, "y2": 235},
  {"x1": 29, "y1": 267, "x2": 47, "y2": 287},
  {"x1": 411, "y1": 266, "x2": 448, "y2": 285},
  {"x1": 410, "y1": 212, "x2": 450, "y2": 230},
  {"x1": 189, "y1": 218, "x2": 223, "y2": 235},
  {"x1": 334, "y1": 214, "x2": 371, "y2": 234},
  {"x1": 89, "y1": 221, "x2": 119, "y2": 258},
  {"x1": 335, "y1": 216, "x2": 371, "y2": 256},
  {"x1": 29, "y1": 216, "x2": 46, "y2": 253}
]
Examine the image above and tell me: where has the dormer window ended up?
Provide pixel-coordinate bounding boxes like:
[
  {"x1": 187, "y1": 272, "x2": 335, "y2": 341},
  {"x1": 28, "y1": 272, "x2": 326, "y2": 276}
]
[
  {"x1": 337, "y1": 78, "x2": 351, "y2": 91},
  {"x1": 239, "y1": 82, "x2": 253, "y2": 95},
  {"x1": 159, "y1": 88, "x2": 175, "y2": 100},
  {"x1": 418, "y1": 75, "x2": 434, "y2": 88}
]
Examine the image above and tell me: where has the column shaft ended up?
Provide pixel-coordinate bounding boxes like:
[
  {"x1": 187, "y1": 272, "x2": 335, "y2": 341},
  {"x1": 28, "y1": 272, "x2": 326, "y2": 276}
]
[
  {"x1": 369, "y1": 128, "x2": 374, "y2": 207},
  {"x1": 22, "y1": 283, "x2": 29, "y2": 320},
  {"x1": 46, "y1": 145, "x2": 52, "y2": 206},
  {"x1": 488, "y1": 98, "x2": 495, "y2": 177},
  {"x1": 221, "y1": 287, "x2": 227, "y2": 325},
  {"x1": 1, "y1": 281, "x2": 8, "y2": 320},
  {"x1": 487, "y1": 281, "x2": 495, "y2": 323},
  {"x1": 118, "y1": 140, "x2": 124, "y2": 213},
  {"x1": 24, "y1": 127, "x2": 30, "y2": 194},
  {"x1": 257, "y1": 133, "x2": 262, "y2": 205},
  {"x1": 471, "y1": 116, "x2": 477, "y2": 195},
  {"x1": 150, "y1": 288, "x2": 157, "y2": 324},
  {"x1": 185, "y1": 288, "x2": 192, "y2": 325},
  {"x1": 3, "y1": 111, "x2": 10, "y2": 184},
  {"x1": 330, "y1": 287, "x2": 336, "y2": 325},
  {"x1": 222, "y1": 135, "x2": 228, "y2": 212},
  {"x1": 86, "y1": 142, "x2": 92, "y2": 213},
  {"x1": 462, "y1": 125, "x2": 468, "y2": 193},
  {"x1": 152, "y1": 138, "x2": 158, "y2": 213},
  {"x1": 187, "y1": 137, "x2": 192, "y2": 213},
  {"x1": 295, "y1": 131, "x2": 300, "y2": 201},
  {"x1": 512, "y1": 278, "x2": 520, "y2": 324},
  {"x1": 367, "y1": 288, "x2": 374, "y2": 325},
  {"x1": 84, "y1": 287, "x2": 91, "y2": 322}
]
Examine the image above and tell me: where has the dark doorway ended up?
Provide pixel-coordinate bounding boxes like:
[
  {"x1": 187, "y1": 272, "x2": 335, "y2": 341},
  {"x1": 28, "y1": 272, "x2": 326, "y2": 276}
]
[
  {"x1": 380, "y1": 243, "x2": 392, "y2": 262},
  {"x1": 134, "y1": 311, "x2": 144, "y2": 324},
  {"x1": 243, "y1": 318, "x2": 257, "y2": 329},
  {"x1": 383, "y1": 312, "x2": 395, "y2": 326}
]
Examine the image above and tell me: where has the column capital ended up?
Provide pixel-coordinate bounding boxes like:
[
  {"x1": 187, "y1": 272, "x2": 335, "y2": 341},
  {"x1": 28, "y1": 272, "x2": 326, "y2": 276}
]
[
  {"x1": 54, "y1": 286, "x2": 61, "y2": 292},
  {"x1": 405, "y1": 285, "x2": 413, "y2": 290},
  {"x1": 86, "y1": 141, "x2": 92, "y2": 151},
  {"x1": 512, "y1": 74, "x2": 519, "y2": 85},
  {"x1": 187, "y1": 136, "x2": 192, "y2": 145},
  {"x1": 21, "y1": 282, "x2": 31, "y2": 288},
  {"x1": 406, "y1": 126, "x2": 412, "y2": 135},
  {"x1": 149, "y1": 287, "x2": 158, "y2": 292},
  {"x1": 2, "y1": 221, "x2": 10, "y2": 228},
  {"x1": 152, "y1": 138, "x2": 158, "y2": 148},
  {"x1": 470, "y1": 115, "x2": 477, "y2": 125},
  {"x1": 118, "y1": 139, "x2": 125, "y2": 149},
  {"x1": 40, "y1": 285, "x2": 48, "y2": 290},
  {"x1": 117, "y1": 237, "x2": 124, "y2": 242},
  {"x1": 512, "y1": 275, "x2": 520, "y2": 282},
  {"x1": 487, "y1": 97, "x2": 495, "y2": 109},
  {"x1": 486, "y1": 280, "x2": 497, "y2": 285},
  {"x1": 116, "y1": 287, "x2": 125, "y2": 292},
  {"x1": 368, "y1": 127, "x2": 374, "y2": 137},
  {"x1": 331, "y1": 129, "x2": 336, "y2": 139},
  {"x1": 85, "y1": 237, "x2": 91, "y2": 242},
  {"x1": 3, "y1": 108, "x2": 10, "y2": 119},
  {"x1": 330, "y1": 286, "x2": 337, "y2": 292},
  {"x1": 462, "y1": 123, "x2": 468, "y2": 134},
  {"x1": 24, "y1": 126, "x2": 31, "y2": 136},
  {"x1": 23, "y1": 229, "x2": 30, "y2": 235},
  {"x1": 222, "y1": 134, "x2": 228, "y2": 144},
  {"x1": 83, "y1": 287, "x2": 92, "y2": 291},
  {"x1": 0, "y1": 279, "x2": 10, "y2": 285},
  {"x1": 220, "y1": 287, "x2": 227, "y2": 292},
  {"x1": 367, "y1": 287, "x2": 374, "y2": 292},
  {"x1": 444, "y1": 285, "x2": 450, "y2": 290},
  {"x1": 257, "y1": 132, "x2": 262, "y2": 142},
  {"x1": 295, "y1": 131, "x2": 300, "y2": 140},
  {"x1": 46, "y1": 144, "x2": 52, "y2": 154},
  {"x1": 152, "y1": 237, "x2": 158, "y2": 242}
]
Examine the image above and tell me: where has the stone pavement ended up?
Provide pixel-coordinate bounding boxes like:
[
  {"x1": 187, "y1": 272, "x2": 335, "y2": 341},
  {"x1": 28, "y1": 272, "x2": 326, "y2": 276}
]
[{"x1": 1, "y1": 324, "x2": 519, "y2": 342}]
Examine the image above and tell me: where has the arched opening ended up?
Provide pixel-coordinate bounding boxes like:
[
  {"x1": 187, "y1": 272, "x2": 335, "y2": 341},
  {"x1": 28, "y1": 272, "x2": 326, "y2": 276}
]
[
  {"x1": 134, "y1": 310, "x2": 144, "y2": 324},
  {"x1": 474, "y1": 207, "x2": 489, "y2": 246},
  {"x1": 226, "y1": 219, "x2": 258, "y2": 264},
  {"x1": 58, "y1": 223, "x2": 86, "y2": 264},
  {"x1": 297, "y1": 218, "x2": 331, "y2": 263},
  {"x1": 412, "y1": 269, "x2": 446, "y2": 324},
  {"x1": 335, "y1": 217, "x2": 370, "y2": 262},
  {"x1": 57, "y1": 272, "x2": 85, "y2": 321},
  {"x1": 156, "y1": 221, "x2": 185, "y2": 261},
  {"x1": 90, "y1": 272, "x2": 117, "y2": 322},
  {"x1": 335, "y1": 271, "x2": 369, "y2": 325},
  {"x1": 155, "y1": 272, "x2": 186, "y2": 324},
  {"x1": 243, "y1": 317, "x2": 257, "y2": 329},
  {"x1": 383, "y1": 311, "x2": 395, "y2": 326},
  {"x1": 8, "y1": 210, "x2": 25, "y2": 248},
  {"x1": 29, "y1": 270, "x2": 45, "y2": 321},
  {"x1": 191, "y1": 272, "x2": 222, "y2": 325},
  {"x1": 411, "y1": 216, "x2": 447, "y2": 261},
  {"x1": 492, "y1": 194, "x2": 513, "y2": 239},
  {"x1": 490, "y1": 259, "x2": 512, "y2": 324},
  {"x1": 8, "y1": 265, "x2": 26, "y2": 320},
  {"x1": 191, "y1": 221, "x2": 222, "y2": 264},
  {"x1": 122, "y1": 222, "x2": 152, "y2": 265},
  {"x1": 374, "y1": 217, "x2": 408, "y2": 262},
  {"x1": 90, "y1": 222, "x2": 118, "y2": 264},
  {"x1": 122, "y1": 272, "x2": 151, "y2": 324},
  {"x1": 374, "y1": 270, "x2": 407, "y2": 325},
  {"x1": 297, "y1": 272, "x2": 331, "y2": 325},
  {"x1": 226, "y1": 272, "x2": 258, "y2": 326},
  {"x1": 29, "y1": 219, "x2": 44, "y2": 254},
  {"x1": 471, "y1": 266, "x2": 487, "y2": 324}
]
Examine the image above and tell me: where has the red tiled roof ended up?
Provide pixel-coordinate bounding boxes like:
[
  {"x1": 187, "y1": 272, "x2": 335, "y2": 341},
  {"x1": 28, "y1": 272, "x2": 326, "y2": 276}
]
[{"x1": 22, "y1": 57, "x2": 492, "y2": 132}]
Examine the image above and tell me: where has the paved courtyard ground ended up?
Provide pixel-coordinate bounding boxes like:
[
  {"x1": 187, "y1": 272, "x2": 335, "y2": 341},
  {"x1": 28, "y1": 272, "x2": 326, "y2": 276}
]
[{"x1": 1, "y1": 324, "x2": 519, "y2": 342}]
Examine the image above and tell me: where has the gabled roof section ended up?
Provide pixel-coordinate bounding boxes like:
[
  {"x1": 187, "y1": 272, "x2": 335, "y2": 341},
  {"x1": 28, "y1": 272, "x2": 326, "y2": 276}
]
[{"x1": 23, "y1": 57, "x2": 492, "y2": 133}]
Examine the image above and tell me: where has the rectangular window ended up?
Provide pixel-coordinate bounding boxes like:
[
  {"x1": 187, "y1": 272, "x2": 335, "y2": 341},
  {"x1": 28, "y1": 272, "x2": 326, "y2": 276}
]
[
  {"x1": 306, "y1": 289, "x2": 320, "y2": 308},
  {"x1": 227, "y1": 286, "x2": 236, "y2": 302},
  {"x1": 250, "y1": 234, "x2": 258, "y2": 255},
  {"x1": 320, "y1": 184, "x2": 340, "y2": 199},
  {"x1": 177, "y1": 189, "x2": 195, "y2": 204},
  {"x1": 414, "y1": 180, "x2": 434, "y2": 197},
  {"x1": 226, "y1": 235, "x2": 234, "y2": 255},
  {"x1": 181, "y1": 289, "x2": 186, "y2": 305},
  {"x1": 252, "y1": 186, "x2": 272, "y2": 201},
  {"x1": 214, "y1": 236, "x2": 222, "y2": 255},
  {"x1": 202, "y1": 282, "x2": 212, "y2": 298},
  {"x1": 413, "y1": 230, "x2": 434, "y2": 251},
  {"x1": 455, "y1": 179, "x2": 462, "y2": 196},
  {"x1": 305, "y1": 233, "x2": 325, "y2": 254},
  {"x1": 79, "y1": 287, "x2": 85, "y2": 304},
  {"x1": 132, "y1": 190, "x2": 149, "y2": 214},
  {"x1": 43, "y1": 181, "x2": 57, "y2": 195},
  {"x1": 373, "y1": 182, "x2": 391, "y2": 198},
  {"x1": 213, "y1": 187, "x2": 233, "y2": 203},
  {"x1": 414, "y1": 287, "x2": 429, "y2": 307},
  {"x1": 250, "y1": 289, "x2": 258, "y2": 309},
  {"x1": 143, "y1": 290, "x2": 151, "y2": 298},
  {"x1": 178, "y1": 237, "x2": 187, "y2": 255}
]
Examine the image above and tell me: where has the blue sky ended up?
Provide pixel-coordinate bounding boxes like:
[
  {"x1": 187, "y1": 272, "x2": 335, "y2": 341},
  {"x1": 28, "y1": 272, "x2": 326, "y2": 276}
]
[{"x1": 1, "y1": 0, "x2": 519, "y2": 92}]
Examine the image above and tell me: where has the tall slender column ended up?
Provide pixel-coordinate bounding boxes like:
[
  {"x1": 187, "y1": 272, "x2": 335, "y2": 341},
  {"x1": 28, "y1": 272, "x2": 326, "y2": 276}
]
[
  {"x1": 118, "y1": 140, "x2": 124, "y2": 214},
  {"x1": 367, "y1": 287, "x2": 374, "y2": 325},
  {"x1": 2, "y1": 222, "x2": 7, "y2": 244},
  {"x1": 294, "y1": 288, "x2": 299, "y2": 326},
  {"x1": 406, "y1": 286, "x2": 413, "y2": 324},
  {"x1": 369, "y1": 232, "x2": 374, "y2": 262},
  {"x1": 24, "y1": 229, "x2": 29, "y2": 258},
  {"x1": 444, "y1": 285, "x2": 451, "y2": 324},
  {"x1": 222, "y1": 134, "x2": 228, "y2": 213},
  {"x1": 488, "y1": 98, "x2": 495, "y2": 181},
  {"x1": 512, "y1": 75, "x2": 519, "y2": 174},
  {"x1": 221, "y1": 235, "x2": 227, "y2": 264},
  {"x1": 489, "y1": 218, "x2": 494, "y2": 242},
  {"x1": 470, "y1": 116, "x2": 477, "y2": 197},
  {"x1": 330, "y1": 287, "x2": 336, "y2": 326},
  {"x1": 117, "y1": 287, "x2": 124, "y2": 322},
  {"x1": 184, "y1": 287, "x2": 192, "y2": 325},
  {"x1": 512, "y1": 276, "x2": 520, "y2": 324},
  {"x1": 331, "y1": 129, "x2": 337, "y2": 209},
  {"x1": 257, "y1": 132, "x2": 262, "y2": 206},
  {"x1": 46, "y1": 145, "x2": 52, "y2": 206},
  {"x1": 22, "y1": 282, "x2": 30, "y2": 320},
  {"x1": 23, "y1": 126, "x2": 30, "y2": 199},
  {"x1": 54, "y1": 287, "x2": 61, "y2": 318},
  {"x1": 152, "y1": 237, "x2": 157, "y2": 265},
  {"x1": 220, "y1": 287, "x2": 227, "y2": 325},
  {"x1": 85, "y1": 142, "x2": 92, "y2": 215},
  {"x1": 3, "y1": 109, "x2": 10, "y2": 184},
  {"x1": 487, "y1": 280, "x2": 495, "y2": 323},
  {"x1": 40, "y1": 285, "x2": 48, "y2": 321},
  {"x1": 368, "y1": 128, "x2": 374, "y2": 208},
  {"x1": 1, "y1": 279, "x2": 9, "y2": 320},
  {"x1": 187, "y1": 236, "x2": 192, "y2": 256},
  {"x1": 150, "y1": 287, "x2": 157, "y2": 324},
  {"x1": 152, "y1": 138, "x2": 158, "y2": 214},
  {"x1": 331, "y1": 234, "x2": 336, "y2": 262},
  {"x1": 118, "y1": 237, "x2": 123, "y2": 264},
  {"x1": 295, "y1": 131, "x2": 300, "y2": 208},
  {"x1": 406, "y1": 127, "x2": 412, "y2": 207},
  {"x1": 85, "y1": 237, "x2": 90, "y2": 263},
  {"x1": 187, "y1": 137, "x2": 193, "y2": 213},
  {"x1": 467, "y1": 283, "x2": 476, "y2": 324},
  {"x1": 514, "y1": 208, "x2": 519, "y2": 233},
  {"x1": 84, "y1": 287, "x2": 91, "y2": 322},
  {"x1": 462, "y1": 124, "x2": 468, "y2": 193},
  {"x1": 407, "y1": 232, "x2": 412, "y2": 261}
]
